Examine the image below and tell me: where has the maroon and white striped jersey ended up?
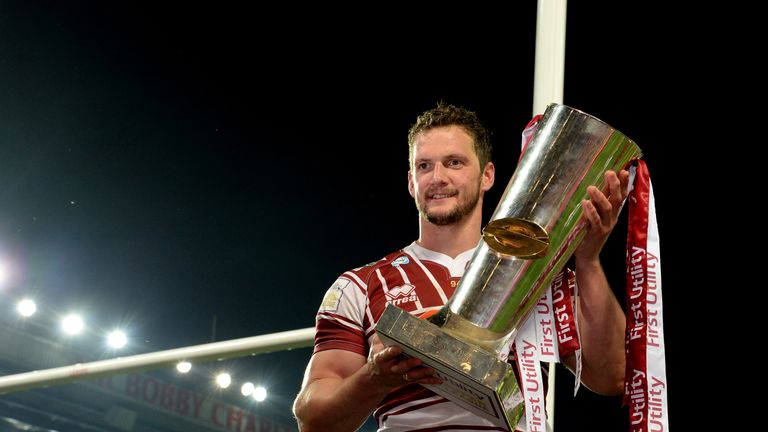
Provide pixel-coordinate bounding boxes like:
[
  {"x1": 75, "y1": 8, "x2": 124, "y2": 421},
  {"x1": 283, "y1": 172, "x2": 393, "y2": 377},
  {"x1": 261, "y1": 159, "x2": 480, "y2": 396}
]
[{"x1": 315, "y1": 242, "x2": 512, "y2": 431}]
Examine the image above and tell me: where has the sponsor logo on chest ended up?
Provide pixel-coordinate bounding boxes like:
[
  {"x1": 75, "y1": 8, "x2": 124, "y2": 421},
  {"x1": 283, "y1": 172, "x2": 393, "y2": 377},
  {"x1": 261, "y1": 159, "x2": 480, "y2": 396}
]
[{"x1": 385, "y1": 283, "x2": 420, "y2": 307}]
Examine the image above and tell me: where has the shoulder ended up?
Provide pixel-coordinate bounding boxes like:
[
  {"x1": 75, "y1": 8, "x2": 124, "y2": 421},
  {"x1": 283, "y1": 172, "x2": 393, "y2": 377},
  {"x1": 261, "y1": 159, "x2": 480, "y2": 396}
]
[
  {"x1": 342, "y1": 249, "x2": 411, "y2": 283},
  {"x1": 319, "y1": 250, "x2": 409, "y2": 309}
]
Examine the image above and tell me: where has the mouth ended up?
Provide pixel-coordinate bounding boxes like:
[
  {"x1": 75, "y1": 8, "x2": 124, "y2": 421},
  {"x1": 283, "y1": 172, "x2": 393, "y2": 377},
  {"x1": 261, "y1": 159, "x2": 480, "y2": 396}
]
[{"x1": 427, "y1": 191, "x2": 457, "y2": 201}]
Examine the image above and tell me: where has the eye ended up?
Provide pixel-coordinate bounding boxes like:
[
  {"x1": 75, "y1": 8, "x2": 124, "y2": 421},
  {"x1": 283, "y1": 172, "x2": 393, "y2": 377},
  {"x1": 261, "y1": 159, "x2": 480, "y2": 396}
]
[
  {"x1": 447, "y1": 159, "x2": 463, "y2": 168},
  {"x1": 416, "y1": 162, "x2": 431, "y2": 171}
]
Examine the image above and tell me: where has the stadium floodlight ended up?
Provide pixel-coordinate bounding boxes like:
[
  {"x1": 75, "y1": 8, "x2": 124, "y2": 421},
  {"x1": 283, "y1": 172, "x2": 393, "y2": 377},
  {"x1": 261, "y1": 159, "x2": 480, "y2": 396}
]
[
  {"x1": 107, "y1": 330, "x2": 127, "y2": 349},
  {"x1": 61, "y1": 314, "x2": 84, "y2": 335},
  {"x1": 215, "y1": 373, "x2": 231, "y2": 388},
  {"x1": 253, "y1": 386, "x2": 267, "y2": 402},
  {"x1": 16, "y1": 299, "x2": 37, "y2": 317}
]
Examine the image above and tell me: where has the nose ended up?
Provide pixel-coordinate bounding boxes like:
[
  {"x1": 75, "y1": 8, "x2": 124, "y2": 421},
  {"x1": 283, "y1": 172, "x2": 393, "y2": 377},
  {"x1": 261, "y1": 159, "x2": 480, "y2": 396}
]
[{"x1": 429, "y1": 163, "x2": 448, "y2": 184}]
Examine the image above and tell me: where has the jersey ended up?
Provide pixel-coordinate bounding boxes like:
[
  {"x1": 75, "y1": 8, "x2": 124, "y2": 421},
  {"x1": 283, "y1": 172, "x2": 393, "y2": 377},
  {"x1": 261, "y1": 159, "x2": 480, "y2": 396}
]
[{"x1": 314, "y1": 242, "x2": 511, "y2": 431}]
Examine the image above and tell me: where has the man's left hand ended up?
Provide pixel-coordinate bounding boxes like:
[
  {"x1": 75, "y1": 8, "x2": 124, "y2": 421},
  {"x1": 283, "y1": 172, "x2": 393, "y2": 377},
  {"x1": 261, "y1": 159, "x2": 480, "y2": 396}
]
[{"x1": 574, "y1": 170, "x2": 630, "y2": 262}]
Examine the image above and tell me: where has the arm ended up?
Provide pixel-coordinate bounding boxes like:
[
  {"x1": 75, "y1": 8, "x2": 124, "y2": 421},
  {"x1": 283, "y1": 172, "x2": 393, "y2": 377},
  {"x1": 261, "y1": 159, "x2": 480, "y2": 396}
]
[
  {"x1": 293, "y1": 336, "x2": 440, "y2": 432},
  {"x1": 562, "y1": 170, "x2": 629, "y2": 395}
]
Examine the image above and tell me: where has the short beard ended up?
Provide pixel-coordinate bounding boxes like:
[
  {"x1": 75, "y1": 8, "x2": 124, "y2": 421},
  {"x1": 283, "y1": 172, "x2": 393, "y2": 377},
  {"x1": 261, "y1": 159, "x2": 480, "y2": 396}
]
[{"x1": 417, "y1": 186, "x2": 481, "y2": 226}]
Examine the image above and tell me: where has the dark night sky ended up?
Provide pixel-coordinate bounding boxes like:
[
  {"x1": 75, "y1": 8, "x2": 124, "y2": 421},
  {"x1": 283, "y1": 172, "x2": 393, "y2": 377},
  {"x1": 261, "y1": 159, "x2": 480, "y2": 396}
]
[{"x1": 0, "y1": 2, "x2": 701, "y2": 430}]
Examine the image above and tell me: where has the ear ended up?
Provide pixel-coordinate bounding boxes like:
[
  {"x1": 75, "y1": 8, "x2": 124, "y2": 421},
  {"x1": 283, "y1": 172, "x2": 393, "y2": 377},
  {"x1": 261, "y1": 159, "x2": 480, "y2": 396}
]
[
  {"x1": 408, "y1": 170, "x2": 415, "y2": 198},
  {"x1": 481, "y1": 162, "x2": 495, "y2": 192}
]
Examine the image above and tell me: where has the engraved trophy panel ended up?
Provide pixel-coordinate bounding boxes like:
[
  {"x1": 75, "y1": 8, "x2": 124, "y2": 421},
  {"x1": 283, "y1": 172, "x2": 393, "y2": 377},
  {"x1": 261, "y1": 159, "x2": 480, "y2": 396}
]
[{"x1": 377, "y1": 104, "x2": 642, "y2": 430}]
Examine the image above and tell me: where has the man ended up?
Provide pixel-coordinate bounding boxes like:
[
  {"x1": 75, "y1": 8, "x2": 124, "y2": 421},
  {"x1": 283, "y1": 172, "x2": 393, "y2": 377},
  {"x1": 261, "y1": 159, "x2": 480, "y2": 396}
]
[{"x1": 293, "y1": 103, "x2": 627, "y2": 431}]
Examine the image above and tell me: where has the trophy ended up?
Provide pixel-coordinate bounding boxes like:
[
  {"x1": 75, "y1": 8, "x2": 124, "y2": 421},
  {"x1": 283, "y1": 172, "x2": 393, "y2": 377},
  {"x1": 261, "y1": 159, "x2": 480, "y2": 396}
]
[{"x1": 376, "y1": 103, "x2": 642, "y2": 430}]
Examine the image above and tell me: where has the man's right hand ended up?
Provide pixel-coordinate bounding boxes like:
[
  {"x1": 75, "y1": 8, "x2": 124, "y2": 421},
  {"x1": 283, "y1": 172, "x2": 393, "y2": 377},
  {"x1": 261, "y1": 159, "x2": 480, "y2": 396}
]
[{"x1": 367, "y1": 334, "x2": 442, "y2": 387}]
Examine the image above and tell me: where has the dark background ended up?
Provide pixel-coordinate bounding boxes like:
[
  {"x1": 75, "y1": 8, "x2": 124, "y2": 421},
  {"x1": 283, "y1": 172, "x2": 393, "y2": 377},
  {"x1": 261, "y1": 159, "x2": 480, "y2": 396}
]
[{"x1": 1, "y1": 2, "x2": 697, "y2": 430}]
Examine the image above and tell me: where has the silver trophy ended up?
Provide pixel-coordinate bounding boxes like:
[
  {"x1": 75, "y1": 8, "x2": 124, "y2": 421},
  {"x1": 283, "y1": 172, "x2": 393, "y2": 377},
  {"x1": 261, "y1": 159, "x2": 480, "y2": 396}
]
[{"x1": 377, "y1": 103, "x2": 642, "y2": 430}]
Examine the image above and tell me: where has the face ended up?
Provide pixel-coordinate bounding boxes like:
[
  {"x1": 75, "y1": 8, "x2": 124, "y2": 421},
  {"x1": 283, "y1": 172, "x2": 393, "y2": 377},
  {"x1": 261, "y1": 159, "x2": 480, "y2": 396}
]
[{"x1": 408, "y1": 125, "x2": 494, "y2": 226}]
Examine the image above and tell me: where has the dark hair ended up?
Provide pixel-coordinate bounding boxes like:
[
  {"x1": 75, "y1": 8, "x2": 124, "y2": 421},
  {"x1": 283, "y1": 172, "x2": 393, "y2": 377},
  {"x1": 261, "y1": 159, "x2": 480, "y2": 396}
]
[{"x1": 407, "y1": 102, "x2": 492, "y2": 168}]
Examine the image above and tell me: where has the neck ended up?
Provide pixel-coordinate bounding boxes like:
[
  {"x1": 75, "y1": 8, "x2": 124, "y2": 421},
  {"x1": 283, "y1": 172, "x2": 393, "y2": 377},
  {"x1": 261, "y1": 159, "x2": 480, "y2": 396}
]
[{"x1": 416, "y1": 207, "x2": 483, "y2": 258}]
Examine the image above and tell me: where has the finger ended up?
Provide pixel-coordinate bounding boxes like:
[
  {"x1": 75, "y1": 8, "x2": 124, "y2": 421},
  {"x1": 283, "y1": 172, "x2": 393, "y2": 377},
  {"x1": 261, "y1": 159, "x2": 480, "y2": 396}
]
[
  {"x1": 402, "y1": 366, "x2": 443, "y2": 385},
  {"x1": 369, "y1": 334, "x2": 385, "y2": 354},
  {"x1": 587, "y1": 186, "x2": 612, "y2": 221},
  {"x1": 373, "y1": 345, "x2": 402, "y2": 364},
  {"x1": 370, "y1": 333, "x2": 382, "y2": 346},
  {"x1": 618, "y1": 169, "x2": 630, "y2": 197},
  {"x1": 389, "y1": 356, "x2": 425, "y2": 374},
  {"x1": 604, "y1": 171, "x2": 623, "y2": 205},
  {"x1": 581, "y1": 199, "x2": 601, "y2": 228}
]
